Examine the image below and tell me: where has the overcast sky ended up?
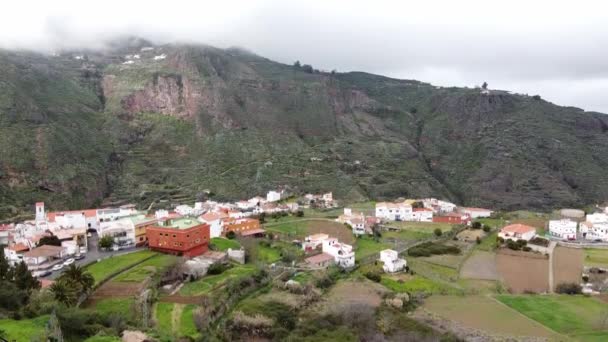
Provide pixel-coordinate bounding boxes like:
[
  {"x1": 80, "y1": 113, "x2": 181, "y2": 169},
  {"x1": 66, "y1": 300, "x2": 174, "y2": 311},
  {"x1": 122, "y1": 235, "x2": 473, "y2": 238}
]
[{"x1": 1, "y1": 0, "x2": 607, "y2": 112}]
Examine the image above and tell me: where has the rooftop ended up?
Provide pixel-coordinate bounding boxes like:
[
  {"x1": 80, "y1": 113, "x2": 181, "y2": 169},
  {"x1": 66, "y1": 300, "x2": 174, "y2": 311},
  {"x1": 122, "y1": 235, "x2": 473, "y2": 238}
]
[
  {"x1": 501, "y1": 224, "x2": 536, "y2": 234},
  {"x1": 23, "y1": 245, "x2": 64, "y2": 258},
  {"x1": 162, "y1": 218, "x2": 201, "y2": 230},
  {"x1": 306, "y1": 252, "x2": 335, "y2": 264}
]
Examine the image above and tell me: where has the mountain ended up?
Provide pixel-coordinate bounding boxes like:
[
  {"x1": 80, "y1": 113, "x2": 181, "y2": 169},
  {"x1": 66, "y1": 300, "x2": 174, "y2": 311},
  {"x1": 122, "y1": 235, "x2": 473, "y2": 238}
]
[{"x1": 2, "y1": 38, "x2": 608, "y2": 220}]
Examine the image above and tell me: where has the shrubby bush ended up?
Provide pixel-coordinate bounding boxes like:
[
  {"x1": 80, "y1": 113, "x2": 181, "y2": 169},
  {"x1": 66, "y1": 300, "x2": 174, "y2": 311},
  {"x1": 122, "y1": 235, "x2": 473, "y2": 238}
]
[{"x1": 408, "y1": 242, "x2": 461, "y2": 257}]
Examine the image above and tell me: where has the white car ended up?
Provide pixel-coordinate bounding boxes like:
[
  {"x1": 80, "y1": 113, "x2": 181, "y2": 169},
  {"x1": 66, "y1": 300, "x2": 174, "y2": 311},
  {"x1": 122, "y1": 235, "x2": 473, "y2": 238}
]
[
  {"x1": 63, "y1": 258, "x2": 75, "y2": 266},
  {"x1": 52, "y1": 264, "x2": 64, "y2": 272}
]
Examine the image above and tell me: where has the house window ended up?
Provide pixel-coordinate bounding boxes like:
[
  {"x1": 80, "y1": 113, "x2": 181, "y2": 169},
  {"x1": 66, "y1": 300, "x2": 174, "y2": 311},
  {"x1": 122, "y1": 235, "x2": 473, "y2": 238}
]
[
  {"x1": 172, "y1": 234, "x2": 176, "y2": 238},
  {"x1": 195, "y1": 238, "x2": 201, "y2": 243}
]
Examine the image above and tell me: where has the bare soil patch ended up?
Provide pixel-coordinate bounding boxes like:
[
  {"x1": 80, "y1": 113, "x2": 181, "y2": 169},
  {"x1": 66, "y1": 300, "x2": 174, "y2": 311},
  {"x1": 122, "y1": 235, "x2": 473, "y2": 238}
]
[{"x1": 460, "y1": 251, "x2": 500, "y2": 280}]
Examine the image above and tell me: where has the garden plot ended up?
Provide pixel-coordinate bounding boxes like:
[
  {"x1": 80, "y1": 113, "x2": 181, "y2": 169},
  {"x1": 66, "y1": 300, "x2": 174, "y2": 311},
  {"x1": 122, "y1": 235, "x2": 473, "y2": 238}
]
[{"x1": 460, "y1": 250, "x2": 500, "y2": 280}]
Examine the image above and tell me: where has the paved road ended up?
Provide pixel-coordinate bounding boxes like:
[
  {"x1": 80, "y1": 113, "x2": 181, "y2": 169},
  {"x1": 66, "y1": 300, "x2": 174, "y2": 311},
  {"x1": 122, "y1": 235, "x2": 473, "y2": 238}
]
[{"x1": 43, "y1": 233, "x2": 145, "y2": 280}]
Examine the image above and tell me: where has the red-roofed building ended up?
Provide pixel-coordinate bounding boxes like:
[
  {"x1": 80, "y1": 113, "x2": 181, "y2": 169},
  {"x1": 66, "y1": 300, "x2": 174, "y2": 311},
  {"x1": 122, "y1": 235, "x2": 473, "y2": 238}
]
[
  {"x1": 199, "y1": 212, "x2": 229, "y2": 238},
  {"x1": 499, "y1": 224, "x2": 536, "y2": 241},
  {"x1": 305, "y1": 253, "x2": 335, "y2": 268},
  {"x1": 222, "y1": 218, "x2": 261, "y2": 236},
  {"x1": 412, "y1": 207, "x2": 434, "y2": 222},
  {"x1": 433, "y1": 212, "x2": 471, "y2": 225}
]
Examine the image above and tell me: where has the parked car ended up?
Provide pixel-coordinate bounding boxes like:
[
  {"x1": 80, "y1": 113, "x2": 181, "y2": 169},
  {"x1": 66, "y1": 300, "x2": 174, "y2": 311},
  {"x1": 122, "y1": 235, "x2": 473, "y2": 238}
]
[
  {"x1": 52, "y1": 264, "x2": 64, "y2": 272},
  {"x1": 63, "y1": 258, "x2": 75, "y2": 266},
  {"x1": 33, "y1": 270, "x2": 52, "y2": 278},
  {"x1": 74, "y1": 254, "x2": 86, "y2": 260}
]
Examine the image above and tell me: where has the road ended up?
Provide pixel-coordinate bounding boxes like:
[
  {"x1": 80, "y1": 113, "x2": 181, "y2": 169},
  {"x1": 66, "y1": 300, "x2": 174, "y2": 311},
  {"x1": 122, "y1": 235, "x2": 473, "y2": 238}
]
[{"x1": 43, "y1": 233, "x2": 145, "y2": 280}]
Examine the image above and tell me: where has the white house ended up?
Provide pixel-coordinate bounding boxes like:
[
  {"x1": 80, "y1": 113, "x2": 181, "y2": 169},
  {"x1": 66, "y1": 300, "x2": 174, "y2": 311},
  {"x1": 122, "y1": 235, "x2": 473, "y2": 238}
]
[
  {"x1": 349, "y1": 217, "x2": 366, "y2": 235},
  {"x1": 580, "y1": 221, "x2": 608, "y2": 241},
  {"x1": 23, "y1": 245, "x2": 65, "y2": 268},
  {"x1": 98, "y1": 219, "x2": 137, "y2": 246},
  {"x1": 586, "y1": 213, "x2": 608, "y2": 224},
  {"x1": 422, "y1": 198, "x2": 457, "y2": 214},
  {"x1": 375, "y1": 202, "x2": 413, "y2": 221},
  {"x1": 266, "y1": 191, "x2": 282, "y2": 202},
  {"x1": 97, "y1": 207, "x2": 138, "y2": 223},
  {"x1": 302, "y1": 233, "x2": 330, "y2": 252},
  {"x1": 411, "y1": 208, "x2": 434, "y2": 222},
  {"x1": 379, "y1": 249, "x2": 407, "y2": 273},
  {"x1": 548, "y1": 219, "x2": 577, "y2": 240},
  {"x1": 248, "y1": 196, "x2": 266, "y2": 207},
  {"x1": 459, "y1": 207, "x2": 493, "y2": 219},
  {"x1": 498, "y1": 224, "x2": 536, "y2": 241},
  {"x1": 322, "y1": 237, "x2": 355, "y2": 268},
  {"x1": 199, "y1": 212, "x2": 229, "y2": 238}
]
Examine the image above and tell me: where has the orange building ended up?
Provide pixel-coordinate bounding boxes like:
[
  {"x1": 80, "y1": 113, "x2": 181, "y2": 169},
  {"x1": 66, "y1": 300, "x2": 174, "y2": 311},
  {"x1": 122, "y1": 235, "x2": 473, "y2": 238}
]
[
  {"x1": 222, "y1": 218, "x2": 264, "y2": 236},
  {"x1": 146, "y1": 218, "x2": 210, "y2": 257}
]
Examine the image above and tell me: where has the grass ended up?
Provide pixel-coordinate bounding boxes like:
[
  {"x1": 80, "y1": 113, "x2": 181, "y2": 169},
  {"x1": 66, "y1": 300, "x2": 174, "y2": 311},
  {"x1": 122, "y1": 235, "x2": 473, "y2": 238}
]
[
  {"x1": 383, "y1": 229, "x2": 432, "y2": 241},
  {"x1": 475, "y1": 231, "x2": 498, "y2": 251},
  {"x1": 584, "y1": 248, "x2": 608, "y2": 267},
  {"x1": 257, "y1": 244, "x2": 282, "y2": 263},
  {"x1": 211, "y1": 237, "x2": 241, "y2": 251},
  {"x1": 408, "y1": 258, "x2": 459, "y2": 282},
  {"x1": 179, "y1": 264, "x2": 257, "y2": 296},
  {"x1": 355, "y1": 236, "x2": 390, "y2": 260},
  {"x1": 86, "y1": 250, "x2": 157, "y2": 285},
  {"x1": 0, "y1": 315, "x2": 49, "y2": 341},
  {"x1": 496, "y1": 295, "x2": 608, "y2": 341},
  {"x1": 93, "y1": 298, "x2": 135, "y2": 318},
  {"x1": 422, "y1": 296, "x2": 562, "y2": 339},
  {"x1": 387, "y1": 221, "x2": 453, "y2": 232},
  {"x1": 380, "y1": 275, "x2": 450, "y2": 294},
  {"x1": 265, "y1": 219, "x2": 354, "y2": 243},
  {"x1": 179, "y1": 305, "x2": 200, "y2": 339},
  {"x1": 155, "y1": 302, "x2": 175, "y2": 337},
  {"x1": 113, "y1": 254, "x2": 177, "y2": 282}
]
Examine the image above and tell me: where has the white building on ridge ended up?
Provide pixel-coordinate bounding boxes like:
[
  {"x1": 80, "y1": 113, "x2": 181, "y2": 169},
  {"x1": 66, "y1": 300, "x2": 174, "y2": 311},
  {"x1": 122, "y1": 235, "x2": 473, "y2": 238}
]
[{"x1": 379, "y1": 249, "x2": 407, "y2": 273}]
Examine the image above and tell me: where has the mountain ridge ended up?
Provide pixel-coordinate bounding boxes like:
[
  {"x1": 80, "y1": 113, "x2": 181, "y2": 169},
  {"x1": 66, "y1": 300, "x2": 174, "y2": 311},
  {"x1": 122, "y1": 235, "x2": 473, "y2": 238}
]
[{"x1": 1, "y1": 40, "x2": 607, "y2": 220}]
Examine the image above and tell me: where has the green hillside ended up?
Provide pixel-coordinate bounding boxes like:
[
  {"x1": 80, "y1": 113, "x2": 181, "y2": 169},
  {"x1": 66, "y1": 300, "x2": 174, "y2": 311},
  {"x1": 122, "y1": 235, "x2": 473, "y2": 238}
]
[{"x1": 2, "y1": 39, "x2": 608, "y2": 220}]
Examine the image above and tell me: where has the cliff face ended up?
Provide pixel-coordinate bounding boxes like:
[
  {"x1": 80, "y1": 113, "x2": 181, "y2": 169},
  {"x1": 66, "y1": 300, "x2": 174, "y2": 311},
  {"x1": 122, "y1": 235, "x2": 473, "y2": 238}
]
[{"x1": 1, "y1": 41, "x2": 608, "y2": 219}]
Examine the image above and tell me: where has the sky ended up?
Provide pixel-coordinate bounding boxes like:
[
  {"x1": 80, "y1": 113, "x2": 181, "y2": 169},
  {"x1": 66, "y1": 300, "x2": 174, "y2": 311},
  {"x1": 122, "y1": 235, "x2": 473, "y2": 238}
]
[{"x1": 1, "y1": 0, "x2": 607, "y2": 112}]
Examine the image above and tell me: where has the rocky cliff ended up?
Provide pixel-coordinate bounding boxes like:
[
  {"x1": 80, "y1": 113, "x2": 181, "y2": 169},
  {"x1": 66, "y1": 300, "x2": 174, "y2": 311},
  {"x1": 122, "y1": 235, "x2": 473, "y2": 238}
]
[{"x1": 1, "y1": 39, "x2": 608, "y2": 219}]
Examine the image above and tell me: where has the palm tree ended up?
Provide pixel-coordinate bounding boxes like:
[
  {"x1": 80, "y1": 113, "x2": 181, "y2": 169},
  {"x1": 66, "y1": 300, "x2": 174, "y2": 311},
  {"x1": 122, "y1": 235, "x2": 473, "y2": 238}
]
[
  {"x1": 50, "y1": 281, "x2": 77, "y2": 306},
  {"x1": 59, "y1": 264, "x2": 94, "y2": 294}
]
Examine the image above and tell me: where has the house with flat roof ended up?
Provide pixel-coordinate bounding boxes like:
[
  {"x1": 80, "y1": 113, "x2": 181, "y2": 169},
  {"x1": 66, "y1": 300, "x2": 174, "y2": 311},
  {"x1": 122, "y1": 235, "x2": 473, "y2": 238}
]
[{"x1": 146, "y1": 217, "x2": 210, "y2": 258}]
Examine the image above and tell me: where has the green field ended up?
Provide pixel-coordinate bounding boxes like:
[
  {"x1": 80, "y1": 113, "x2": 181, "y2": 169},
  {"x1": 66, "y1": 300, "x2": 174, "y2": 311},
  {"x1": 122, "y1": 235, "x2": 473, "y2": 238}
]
[
  {"x1": 584, "y1": 248, "x2": 608, "y2": 267},
  {"x1": 86, "y1": 250, "x2": 157, "y2": 285},
  {"x1": 0, "y1": 315, "x2": 49, "y2": 341},
  {"x1": 355, "y1": 236, "x2": 390, "y2": 260},
  {"x1": 257, "y1": 244, "x2": 282, "y2": 263},
  {"x1": 113, "y1": 254, "x2": 177, "y2": 282},
  {"x1": 211, "y1": 237, "x2": 241, "y2": 251},
  {"x1": 475, "y1": 231, "x2": 498, "y2": 251},
  {"x1": 381, "y1": 275, "x2": 450, "y2": 294},
  {"x1": 383, "y1": 229, "x2": 432, "y2": 241},
  {"x1": 154, "y1": 302, "x2": 174, "y2": 337},
  {"x1": 387, "y1": 221, "x2": 453, "y2": 232},
  {"x1": 93, "y1": 298, "x2": 135, "y2": 318},
  {"x1": 179, "y1": 305, "x2": 200, "y2": 339},
  {"x1": 497, "y1": 295, "x2": 608, "y2": 341},
  {"x1": 179, "y1": 264, "x2": 257, "y2": 296}
]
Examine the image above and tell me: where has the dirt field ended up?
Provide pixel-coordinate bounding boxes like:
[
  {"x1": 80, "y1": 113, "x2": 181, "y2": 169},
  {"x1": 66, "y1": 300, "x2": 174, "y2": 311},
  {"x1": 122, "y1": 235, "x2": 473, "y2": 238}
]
[
  {"x1": 457, "y1": 229, "x2": 486, "y2": 242},
  {"x1": 419, "y1": 295, "x2": 564, "y2": 340},
  {"x1": 552, "y1": 246, "x2": 583, "y2": 288},
  {"x1": 496, "y1": 249, "x2": 550, "y2": 294},
  {"x1": 309, "y1": 279, "x2": 388, "y2": 315},
  {"x1": 88, "y1": 281, "x2": 143, "y2": 304},
  {"x1": 460, "y1": 251, "x2": 500, "y2": 280}
]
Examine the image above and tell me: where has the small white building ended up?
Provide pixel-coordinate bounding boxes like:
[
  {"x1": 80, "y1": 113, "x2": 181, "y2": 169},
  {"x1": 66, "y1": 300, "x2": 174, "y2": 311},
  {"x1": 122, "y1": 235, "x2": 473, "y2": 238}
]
[
  {"x1": 379, "y1": 249, "x2": 407, "y2": 273},
  {"x1": 580, "y1": 221, "x2": 608, "y2": 241},
  {"x1": 548, "y1": 219, "x2": 577, "y2": 240},
  {"x1": 302, "y1": 233, "x2": 330, "y2": 252},
  {"x1": 199, "y1": 212, "x2": 229, "y2": 238},
  {"x1": 349, "y1": 217, "x2": 366, "y2": 235},
  {"x1": 267, "y1": 191, "x2": 282, "y2": 202},
  {"x1": 322, "y1": 237, "x2": 355, "y2": 268},
  {"x1": 498, "y1": 224, "x2": 536, "y2": 241},
  {"x1": 375, "y1": 202, "x2": 413, "y2": 221},
  {"x1": 411, "y1": 208, "x2": 434, "y2": 222},
  {"x1": 459, "y1": 207, "x2": 493, "y2": 219},
  {"x1": 422, "y1": 198, "x2": 457, "y2": 214}
]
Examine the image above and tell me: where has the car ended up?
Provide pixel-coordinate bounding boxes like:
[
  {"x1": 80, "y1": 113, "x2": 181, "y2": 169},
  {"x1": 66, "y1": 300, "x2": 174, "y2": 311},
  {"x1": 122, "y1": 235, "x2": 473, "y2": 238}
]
[
  {"x1": 74, "y1": 254, "x2": 86, "y2": 260},
  {"x1": 52, "y1": 264, "x2": 64, "y2": 272},
  {"x1": 63, "y1": 258, "x2": 75, "y2": 266},
  {"x1": 33, "y1": 270, "x2": 52, "y2": 278}
]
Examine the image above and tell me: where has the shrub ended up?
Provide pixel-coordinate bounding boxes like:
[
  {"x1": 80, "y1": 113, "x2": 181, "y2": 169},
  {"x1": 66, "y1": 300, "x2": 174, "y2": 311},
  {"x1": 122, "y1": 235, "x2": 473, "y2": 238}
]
[
  {"x1": 471, "y1": 222, "x2": 482, "y2": 229},
  {"x1": 226, "y1": 231, "x2": 236, "y2": 239},
  {"x1": 555, "y1": 282, "x2": 582, "y2": 295},
  {"x1": 295, "y1": 210, "x2": 304, "y2": 217},
  {"x1": 482, "y1": 225, "x2": 491, "y2": 232},
  {"x1": 475, "y1": 236, "x2": 481, "y2": 244},
  {"x1": 207, "y1": 263, "x2": 227, "y2": 275},
  {"x1": 433, "y1": 228, "x2": 442, "y2": 237},
  {"x1": 364, "y1": 271, "x2": 381, "y2": 283},
  {"x1": 408, "y1": 242, "x2": 460, "y2": 257}
]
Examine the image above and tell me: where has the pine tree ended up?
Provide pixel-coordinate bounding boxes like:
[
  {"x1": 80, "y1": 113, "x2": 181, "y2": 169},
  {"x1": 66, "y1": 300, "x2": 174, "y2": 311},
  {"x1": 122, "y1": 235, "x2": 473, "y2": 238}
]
[
  {"x1": 14, "y1": 260, "x2": 40, "y2": 291},
  {"x1": 0, "y1": 247, "x2": 12, "y2": 281}
]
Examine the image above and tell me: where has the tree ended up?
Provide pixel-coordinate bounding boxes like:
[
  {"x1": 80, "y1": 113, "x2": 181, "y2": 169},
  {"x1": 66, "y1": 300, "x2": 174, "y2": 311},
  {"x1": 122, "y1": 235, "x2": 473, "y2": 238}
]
[
  {"x1": 293, "y1": 60, "x2": 301, "y2": 68},
  {"x1": 482, "y1": 82, "x2": 488, "y2": 90},
  {"x1": 50, "y1": 281, "x2": 78, "y2": 306},
  {"x1": 295, "y1": 210, "x2": 304, "y2": 217},
  {"x1": 0, "y1": 248, "x2": 12, "y2": 281},
  {"x1": 39, "y1": 235, "x2": 62, "y2": 246},
  {"x1": 411, "y1": 201, "x2": 424, "y2": 209},
  {"x1": 59, "y1": 265, "x2": 94, "y2": 295},
  {"x1": 226, "y1": 231, "x2": 236, "y2": 240},
  {"x1": 99, "y1": 235, "x2": 114, "y2": 249},
  {"x1": 482, "y1": 225, "x2": 491, "y2": 232},
  {"x1": 301, "y1": 64, "x2": 314, "y2": 73},
  {"x1": 433, "y1": 228, "x2": 443, "y2": 237},
  {"x1": 471, "y1": 221, "x2": 482, "y2": 229},
  {"x1": 13, "y1": 261, "x2": 40, "y2": 291},
  {"x1": 555, "y1": 282, "x2": 582, "y2": 295}
]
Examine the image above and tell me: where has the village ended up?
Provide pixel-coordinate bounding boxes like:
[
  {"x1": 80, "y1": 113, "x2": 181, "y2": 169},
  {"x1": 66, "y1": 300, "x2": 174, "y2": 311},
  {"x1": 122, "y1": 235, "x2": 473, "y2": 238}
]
[{"x1": 1, "y1": 189, "x2": 608, "y2": 341}]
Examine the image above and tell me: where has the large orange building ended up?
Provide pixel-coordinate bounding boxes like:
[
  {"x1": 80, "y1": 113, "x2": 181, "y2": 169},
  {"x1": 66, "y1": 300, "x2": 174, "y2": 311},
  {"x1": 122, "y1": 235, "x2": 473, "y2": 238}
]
[
  {"x1": 146, "y1": 217, "x2": 210, "y2": 257},
  {"x1": 222, "y1": 218, "x2": 264, "y2": 236}
]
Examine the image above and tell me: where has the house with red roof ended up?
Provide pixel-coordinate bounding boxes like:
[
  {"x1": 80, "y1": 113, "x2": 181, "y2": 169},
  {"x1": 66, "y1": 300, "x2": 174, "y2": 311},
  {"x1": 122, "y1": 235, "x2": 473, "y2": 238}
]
[{"x1": 499, "y1": 224, "x2": 537, "y2": 241}]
